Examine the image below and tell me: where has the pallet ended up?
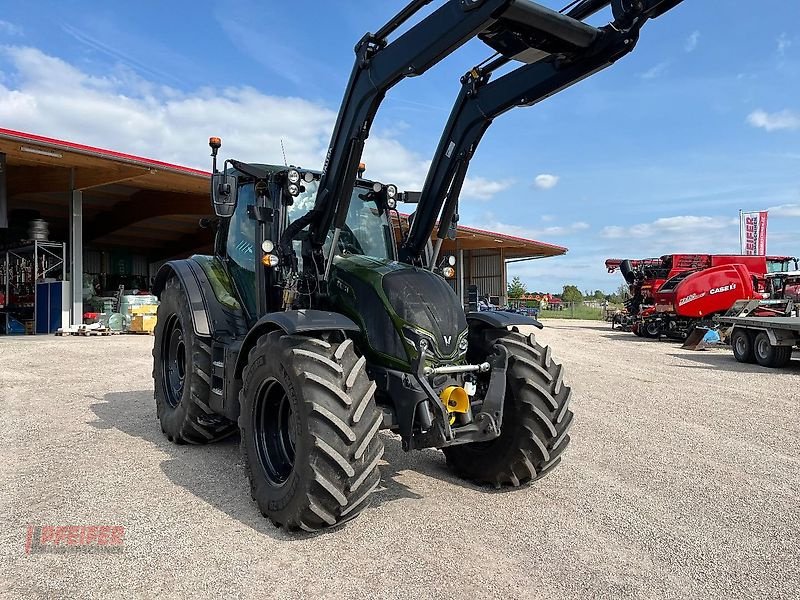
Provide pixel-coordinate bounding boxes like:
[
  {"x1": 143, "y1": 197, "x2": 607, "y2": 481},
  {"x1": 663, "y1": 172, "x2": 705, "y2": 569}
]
[
  {"x1": 125, "y1": 330, "x2": 154, "y2": 336},
  {"x1": 55, "y1": 327, "x2": 122, "y2": 337}
]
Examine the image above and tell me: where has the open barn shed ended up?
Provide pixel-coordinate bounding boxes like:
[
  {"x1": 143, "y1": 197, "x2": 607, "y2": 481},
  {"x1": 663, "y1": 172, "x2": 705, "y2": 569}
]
[{"x1": 0, "y1": 127, "x2": 566, "y2": 332}]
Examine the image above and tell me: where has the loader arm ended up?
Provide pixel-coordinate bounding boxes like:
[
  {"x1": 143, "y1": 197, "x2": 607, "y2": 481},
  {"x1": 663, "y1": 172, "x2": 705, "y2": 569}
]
[
  {"x1": 400, "y1": 0, "x2": 685, "y2": 264},
  {"x1": 282, "y1": 0, "x2": 622, "y2": 271}
]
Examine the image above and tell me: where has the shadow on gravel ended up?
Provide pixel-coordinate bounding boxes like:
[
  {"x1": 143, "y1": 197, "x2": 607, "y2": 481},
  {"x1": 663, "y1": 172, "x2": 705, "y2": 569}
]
[
  {"x1": 600, "y1": 332, "x2": 666, "y2": 344},
  {"x1": 668, "y1": 351, "x2": 800, "y2": 373},
  {"x1": 88, "y1": 390, "x2": 507, "y2": 537}
]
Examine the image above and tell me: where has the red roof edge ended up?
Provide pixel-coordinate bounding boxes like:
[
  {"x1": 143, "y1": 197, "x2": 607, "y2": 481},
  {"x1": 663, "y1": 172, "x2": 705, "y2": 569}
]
[
  {"x1": 0, "y1": 127, "x2": 210, "y2": 178},
  {"x1": 456, "y1": 223, "x2": 567, "y2": 253}
]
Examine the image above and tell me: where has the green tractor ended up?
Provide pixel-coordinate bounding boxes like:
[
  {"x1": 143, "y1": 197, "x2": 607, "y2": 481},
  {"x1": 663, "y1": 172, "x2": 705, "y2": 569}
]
[{"x1": 152, "y1": 0, "x2": 684, "y2": 530}]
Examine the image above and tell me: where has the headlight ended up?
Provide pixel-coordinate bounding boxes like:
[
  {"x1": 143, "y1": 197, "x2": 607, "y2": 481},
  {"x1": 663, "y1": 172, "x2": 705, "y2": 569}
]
[
  {"x1": 287, "y1": 169, "x2": 300, "y2": 184},
  {"x1": 442, "y1": 266, "x2": 455, "y2": 278},
  {"x1": 287, "y1": 183, "x2": 300, "y2": 196},
  {"x1": 261, "y1": 240, "x2": 275, "y2": 253},
  {"x1": 459, "y1": 337, "x2": 468, "y2": 352},
  {"x1": 418, "y1": 338, "x2": 429, "y2": 354},
  {"x1": 303, "y1": 171, "x2": 315, "y2": 183},
  {"x1": 372, "y1": 182, "x2": 382, "y2": 193},
  {"x1": 386, "y1": 184, "x2": 397, "y2": 199},
  {"x1": 386, "y1": 197, "x2": 397, "y2": 209}
]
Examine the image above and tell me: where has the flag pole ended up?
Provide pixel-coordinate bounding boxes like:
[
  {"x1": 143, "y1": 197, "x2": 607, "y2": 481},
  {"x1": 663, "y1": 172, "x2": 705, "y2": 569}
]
[{"x1": 738, "y1": 209, "x2": 742, "y2": 254}]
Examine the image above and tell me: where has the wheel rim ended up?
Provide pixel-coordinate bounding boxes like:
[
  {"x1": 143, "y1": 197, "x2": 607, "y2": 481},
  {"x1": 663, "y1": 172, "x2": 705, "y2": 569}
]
[
  {"x1": 162, "y1": 315, "x2": 186, "y2": 408},
  {"x1": 646, "y1": 322, "x2": 659, "y2": 336},
  {"x1": 756, "y1": 337, "x2": 770, "y2": 360},
  {"x1": 734, "y1": 334, "x2": 748, "y2": 356},
  {"x1": 254, "y1": 379, "x2": 297, "y2": 486}
]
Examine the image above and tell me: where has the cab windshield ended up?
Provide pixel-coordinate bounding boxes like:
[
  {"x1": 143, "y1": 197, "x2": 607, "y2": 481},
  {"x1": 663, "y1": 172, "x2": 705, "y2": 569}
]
[{"x1": 287, "y1": 181, "x2": 395, "y2": 260}]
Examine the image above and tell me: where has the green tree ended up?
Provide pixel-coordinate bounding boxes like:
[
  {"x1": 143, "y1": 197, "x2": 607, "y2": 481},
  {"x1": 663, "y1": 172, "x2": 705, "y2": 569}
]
[
  {"x1": 607, "y1": 284, "x2": 629, "y2": 305},
  {"x1": 507, "y1": 276, "x2": 527, "y2": 299},
  {"x1": 562, "y1": 285, "x2": 583, "y2": 303},
  {"x1": 593, "y1": 290, "x2": 605, "y2": 300}
]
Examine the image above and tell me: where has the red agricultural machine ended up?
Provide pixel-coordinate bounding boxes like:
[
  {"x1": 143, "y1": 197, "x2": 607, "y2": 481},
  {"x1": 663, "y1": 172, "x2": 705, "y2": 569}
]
[{"x1": 606, "y1": 254, "x2": 798, "y2": 340}]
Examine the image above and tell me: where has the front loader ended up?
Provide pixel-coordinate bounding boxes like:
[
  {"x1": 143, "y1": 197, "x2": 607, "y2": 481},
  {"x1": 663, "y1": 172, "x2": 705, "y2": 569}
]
[{"x1": 152, "y1": 0, "x2": 685, "y2": 531}]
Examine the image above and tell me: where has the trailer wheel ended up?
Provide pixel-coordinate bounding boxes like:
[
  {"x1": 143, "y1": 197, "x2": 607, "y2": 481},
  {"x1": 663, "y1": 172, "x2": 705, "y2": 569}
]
[
  {"x1": 753, "y1": 332, "x2": 793, "y2": 368},
  {"x1": 443, "y1": 327, "x2": 573, "y2": 487},
  {"x1": 730, "y1": 328, "x2": 755, "y2": 364},
  {"x1": 239, "y1": 330, "x2": 384, "y2": 531},
  {"x1": 153, "y1": 276, "x2": 237, "y2": 444}
]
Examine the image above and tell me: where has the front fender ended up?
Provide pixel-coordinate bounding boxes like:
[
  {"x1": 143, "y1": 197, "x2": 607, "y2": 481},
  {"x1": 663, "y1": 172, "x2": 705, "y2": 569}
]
[
  {"x1": 234, "y1": 310, "x2": 360, "y2": 378},
  {"x1": 467, "y1": 310, "x2": 544, "y2": 330}
]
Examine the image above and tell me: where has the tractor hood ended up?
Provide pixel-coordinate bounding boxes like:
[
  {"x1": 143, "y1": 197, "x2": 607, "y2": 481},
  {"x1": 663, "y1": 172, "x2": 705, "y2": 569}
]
[{"x1": 329, "y1": 255, "x2": 467, "y2": 369}]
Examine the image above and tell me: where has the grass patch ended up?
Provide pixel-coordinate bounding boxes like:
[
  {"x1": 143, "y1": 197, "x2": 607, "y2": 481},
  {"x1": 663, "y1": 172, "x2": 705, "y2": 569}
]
[{"x1": 538, "y1": 306, "x2": 604, "y2": 320}]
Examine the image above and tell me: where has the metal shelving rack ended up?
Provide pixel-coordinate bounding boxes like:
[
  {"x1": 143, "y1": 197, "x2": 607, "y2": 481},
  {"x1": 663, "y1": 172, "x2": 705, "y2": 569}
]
[{"x1": 1, "y1": 241, "x2": 66, "y2": 334}]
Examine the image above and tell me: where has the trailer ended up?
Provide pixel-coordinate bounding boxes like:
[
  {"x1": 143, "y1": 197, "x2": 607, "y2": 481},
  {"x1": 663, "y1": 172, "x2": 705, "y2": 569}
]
[{"x1": 716, "y1": 296, "x2": 800, "y2": 369}]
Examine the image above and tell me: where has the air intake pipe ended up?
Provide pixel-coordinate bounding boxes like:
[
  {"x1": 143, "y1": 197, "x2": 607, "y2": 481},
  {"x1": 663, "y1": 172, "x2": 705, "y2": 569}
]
[{"x1": 619, "y1": 259, "x2": 636, "y2": 284}]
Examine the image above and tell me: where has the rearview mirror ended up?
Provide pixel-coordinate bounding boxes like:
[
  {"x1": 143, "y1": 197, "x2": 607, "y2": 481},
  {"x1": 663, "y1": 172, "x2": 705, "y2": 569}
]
[
  {"x1": 211, "y1": 173, "x2": 238, "y2": 218},
  {"x1": 399, "y1": 191, "x2": 421, "y2": 204}
]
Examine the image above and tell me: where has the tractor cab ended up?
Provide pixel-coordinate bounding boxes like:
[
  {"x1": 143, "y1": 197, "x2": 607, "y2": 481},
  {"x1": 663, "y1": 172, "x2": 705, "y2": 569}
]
[{"x1": 214, "y1": 159, "x2": 402, "y2": 322}]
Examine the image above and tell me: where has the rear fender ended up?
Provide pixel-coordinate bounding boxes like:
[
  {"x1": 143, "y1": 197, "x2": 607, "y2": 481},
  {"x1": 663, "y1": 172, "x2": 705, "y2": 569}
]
[
  {"x1": 153, "y1": 257, "x2": 244, "y2": 340},
  {"x1": 153, "y1": 259, "x2": 213, "y2": 337}
]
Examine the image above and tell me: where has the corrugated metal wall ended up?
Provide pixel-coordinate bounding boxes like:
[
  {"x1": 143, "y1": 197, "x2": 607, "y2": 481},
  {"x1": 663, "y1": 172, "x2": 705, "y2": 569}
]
[
  {"x1": 84, "y1": 250, "x2": 102, "y2": 275},
  {"x1": 468, "y1": 250, "x2": 502, "y2": 302},
  {"x1": 82, "y1": 251, "x2": 149, "y2": 277}
]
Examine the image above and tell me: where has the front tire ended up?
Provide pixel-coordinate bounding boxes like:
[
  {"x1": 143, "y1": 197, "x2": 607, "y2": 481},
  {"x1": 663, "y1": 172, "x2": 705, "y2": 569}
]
[
  {"x1": 239, "y1": 331, "x2": 384, "y2": 531},
  {"x1": 153, "y1": 276, "x2": 236, "y2": 444},
  {"x1": 444, "y1": 327, "x2": 573, "y2": 487}
]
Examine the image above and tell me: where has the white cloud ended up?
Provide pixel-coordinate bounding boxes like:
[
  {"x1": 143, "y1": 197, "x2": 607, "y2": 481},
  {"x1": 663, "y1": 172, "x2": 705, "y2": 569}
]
[
  {"x1": 0, "y1": 20, "x2": 23, "y2": 36},
  {"x1": 540, "y1": 214, "x2": 555, "y2": 222},
  {"x1": 534, "y1": 174, "x2": 559, "y2": 190},
  {"x1": 600, "y1": 215, "x2": 741, "y2": 255},
  {"x1": 469, "y1": 213, "x2": 588, "y2": 241},
  {"x1": 0, "y1": 45, "x2": 509, "y2": 199},
  {"x1": 601, "y1": 215, "x2": 736, "y2": 239},
  {"x1": 768, "y1": 203, "x2": 800, "y2": 217},
  {"x1": 747, "y1": 109, "x2": 800, "y2": 132},
  {"x1": 777, "y1": 33, "x2": 792, "y2": 57},
  {"x1": 685, "y1": 31, "x2": 700, "y2": 53},
  {"x1": 640, "y1": 61, "x2": 670, "y2": 80},
  {"x1": 461, "y1": 176, "x2": 513, "y2": 200}
]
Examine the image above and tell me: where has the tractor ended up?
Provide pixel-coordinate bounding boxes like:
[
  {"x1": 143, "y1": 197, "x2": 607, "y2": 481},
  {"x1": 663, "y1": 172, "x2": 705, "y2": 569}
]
[{"x1": 152, "y1": 0, "x2": 685, "y2": 530}]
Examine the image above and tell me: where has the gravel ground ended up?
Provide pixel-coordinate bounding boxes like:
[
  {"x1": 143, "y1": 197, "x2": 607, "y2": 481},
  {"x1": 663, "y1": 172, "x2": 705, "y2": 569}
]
[{"x1": 1, "y1": 321, "x2": 798, "y2": 599}]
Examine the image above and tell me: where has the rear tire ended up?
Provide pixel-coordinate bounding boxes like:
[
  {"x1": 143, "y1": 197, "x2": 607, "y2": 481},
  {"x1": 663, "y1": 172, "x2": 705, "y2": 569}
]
[
  {"x1": 443, "y1": 327, "x2": 573, "y2": 487},
  {"x1": 153, "y1": 276, "x2": 236, "y2": 444},
  {"x1": 753, "y1": 332, "x2": 792, "y2": 368},
  {"x1": 730, "y1": 328, "x2": 755, "y2": 363},
  {"x1": 239, "y1": 331, "x2": 384, "y2": 531}
]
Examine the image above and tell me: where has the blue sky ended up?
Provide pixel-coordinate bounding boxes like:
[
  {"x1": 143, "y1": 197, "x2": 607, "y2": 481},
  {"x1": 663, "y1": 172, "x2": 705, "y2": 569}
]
[{"x1": 0, "y1": 1, "x2": 798, "y2": 293}]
